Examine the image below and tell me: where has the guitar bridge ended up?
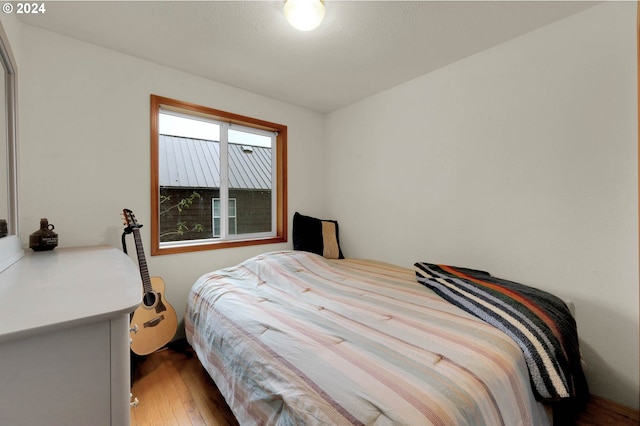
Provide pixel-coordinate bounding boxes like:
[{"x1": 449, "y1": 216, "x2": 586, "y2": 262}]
[{"x1": 143, "y1": 315, "x2": 165, "y2": 328}]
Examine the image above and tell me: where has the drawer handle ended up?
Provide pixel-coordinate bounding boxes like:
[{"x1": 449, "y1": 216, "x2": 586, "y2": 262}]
[{"x1": 130, "y1": 393, "x2": 139, "y2": 408}]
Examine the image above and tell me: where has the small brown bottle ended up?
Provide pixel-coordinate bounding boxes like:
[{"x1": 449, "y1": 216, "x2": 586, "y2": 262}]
[{"x1": 29, "y1": 218, "x2": 58, "y2": 251}]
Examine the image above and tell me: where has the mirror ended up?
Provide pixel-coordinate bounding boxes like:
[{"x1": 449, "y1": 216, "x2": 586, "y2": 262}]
[
  {"x1": 0, "y1": 19, "x2": 22, "y2": 271},
  {"x1": 0, "y1": 41, "x2": 6, "y2": 225}
]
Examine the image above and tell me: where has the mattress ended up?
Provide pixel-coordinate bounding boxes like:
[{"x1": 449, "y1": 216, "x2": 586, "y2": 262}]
[{"x1": 185, "y1": 250, "x2": 551, "y2": 425}]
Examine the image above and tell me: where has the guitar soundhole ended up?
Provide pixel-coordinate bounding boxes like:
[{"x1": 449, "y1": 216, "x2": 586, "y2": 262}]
[{"x1": 143, "y1": 292, "x2": 157, "y2": 307}]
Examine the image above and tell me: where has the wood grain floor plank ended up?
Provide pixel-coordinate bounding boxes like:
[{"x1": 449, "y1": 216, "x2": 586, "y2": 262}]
[
  {"x1": 156, "y1": 356, "x2": 193, "y2": 425},
  {"x1": 132, "y1": 351, "x2": 181, "y2": 426},
  {"x1": 165, "y1": 350, "x2": 208, "y2": 426},
  {"x1": 179, "y1": 349, "x2": 238, "y2": 426}
]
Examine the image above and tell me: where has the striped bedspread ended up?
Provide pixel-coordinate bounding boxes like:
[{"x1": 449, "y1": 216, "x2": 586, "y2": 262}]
[
  {"x1": 185, "y1": 251, "x2": 550, "y2": 425},
  {"x1": 414, "y1": 263, "x2": 588, "y2": 405}
]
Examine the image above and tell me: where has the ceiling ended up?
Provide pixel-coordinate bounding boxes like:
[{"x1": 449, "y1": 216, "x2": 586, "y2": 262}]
[{"x1": 18, "y1": 1, "x2": 599, "y2": 113}]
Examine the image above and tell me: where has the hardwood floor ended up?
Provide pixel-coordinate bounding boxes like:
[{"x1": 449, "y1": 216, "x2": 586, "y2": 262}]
[
  {"x1": 576, "y1": 397, "x2": 640, "y2": 426},
  {"x1": 130, "y1": 341, "x2": 639, "y2": 426},
  {"x1": 130, "y1": 340, "x2": 238, "y2": 426}
]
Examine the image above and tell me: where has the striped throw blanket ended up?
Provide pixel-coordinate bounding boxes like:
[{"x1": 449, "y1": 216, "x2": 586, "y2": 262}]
[{"x1": 414, "y1": 262, "x2": 588, "y2": 405}]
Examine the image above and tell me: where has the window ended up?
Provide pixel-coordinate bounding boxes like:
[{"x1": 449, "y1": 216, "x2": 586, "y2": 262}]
[
  {"x1": 150, "y1": 95, "x2": 287, "y2": 255},
  {"x1": 213, "y1": 198, "x2": 237, "y2": 237}
]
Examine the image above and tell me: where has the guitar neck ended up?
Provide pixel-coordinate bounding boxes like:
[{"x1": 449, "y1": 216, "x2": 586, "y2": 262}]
[{"x1": 132, "y1": 228, "x2": 153, "y2": 294}]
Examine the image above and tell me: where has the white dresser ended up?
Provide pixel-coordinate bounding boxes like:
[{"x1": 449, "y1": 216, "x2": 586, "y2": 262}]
[{"x1": 0, "y1": 246, "x2": 141, "y2": 426}]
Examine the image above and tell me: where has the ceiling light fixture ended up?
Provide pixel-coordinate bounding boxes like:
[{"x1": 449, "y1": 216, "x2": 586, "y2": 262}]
[{"x1": 284, "y1": 0, "x2": 325, "y2": 31}]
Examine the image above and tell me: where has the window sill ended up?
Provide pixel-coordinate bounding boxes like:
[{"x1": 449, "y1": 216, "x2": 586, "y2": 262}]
[{"x1": 152, "y1": 235, "x2": 287, "y2": 256}]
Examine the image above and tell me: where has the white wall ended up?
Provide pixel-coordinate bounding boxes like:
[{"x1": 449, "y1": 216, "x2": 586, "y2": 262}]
[
  {"x1": 12, "y1": 23, "x2": 327, "y2": 338},
  {"x1": 326, "y1": 2, "x2": 639, "y2": 409}
]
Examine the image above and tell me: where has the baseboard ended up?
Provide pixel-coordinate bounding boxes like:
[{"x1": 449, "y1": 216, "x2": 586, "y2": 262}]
[{"x1": 590, "y1": 395, "x2": 640, "y2": 421}]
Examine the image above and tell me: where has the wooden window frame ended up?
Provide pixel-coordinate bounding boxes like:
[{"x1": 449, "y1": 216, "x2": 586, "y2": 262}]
[{"x1": 150, "y1": 95, "x2": 287, "y2": 256}]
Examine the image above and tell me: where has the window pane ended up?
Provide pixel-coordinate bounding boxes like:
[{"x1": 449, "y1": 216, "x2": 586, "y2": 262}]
[
  {"x1": 228, "y1": 199, "x2": 236, "y2": 217},
  {"x1": 159, "y1": 111, "x2": 221, "y2": 243},
  {"x1": 228, "y1": 199, "x2": 237, "y2": 235},
  {"x1": 213, "y1": 217, "x2": 220, "y2": 238},
  {"x1": 212, "y1": 199, "x2": 220, "y2": 238},
  {"x1": 229, "y1": 128, "x2": 272, "y2": 148},
  {"x1": 228, "y1": 128, "x2": 273, "y2": 236}
]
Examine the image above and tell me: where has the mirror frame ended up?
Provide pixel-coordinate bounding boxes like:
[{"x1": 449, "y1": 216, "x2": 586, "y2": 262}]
[
  {"x1": 0, "y1": 21, "x2": 17, "y2": 237},
  {"x1": 0, "y1": 19, "x2": 22, "y2": 272}
]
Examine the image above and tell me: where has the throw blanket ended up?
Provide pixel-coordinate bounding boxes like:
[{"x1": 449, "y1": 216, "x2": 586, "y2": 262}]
[{"x1": 414, "y1": 262, "x2": 588, "y2": 405}]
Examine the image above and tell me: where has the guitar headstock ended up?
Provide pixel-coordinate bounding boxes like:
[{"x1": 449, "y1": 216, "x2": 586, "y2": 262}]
[{"x1": 122, "y1": 208, "x2": 143, "y2": 230}]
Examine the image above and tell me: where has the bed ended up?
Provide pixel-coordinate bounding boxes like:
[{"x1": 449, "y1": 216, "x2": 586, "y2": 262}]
[{"x1": 185, "y1": 250, "x2": 586, "y2": 425}]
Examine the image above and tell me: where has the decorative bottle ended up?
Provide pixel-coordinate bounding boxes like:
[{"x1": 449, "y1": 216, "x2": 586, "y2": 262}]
[{"x1": 29, "y1": 218, "x2": 58, "y2": 251}]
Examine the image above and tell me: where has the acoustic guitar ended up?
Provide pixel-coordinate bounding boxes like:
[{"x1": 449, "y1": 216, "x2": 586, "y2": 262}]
[{"x1": 123, "y1": 209, "x2": 178, "y2": 356}]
